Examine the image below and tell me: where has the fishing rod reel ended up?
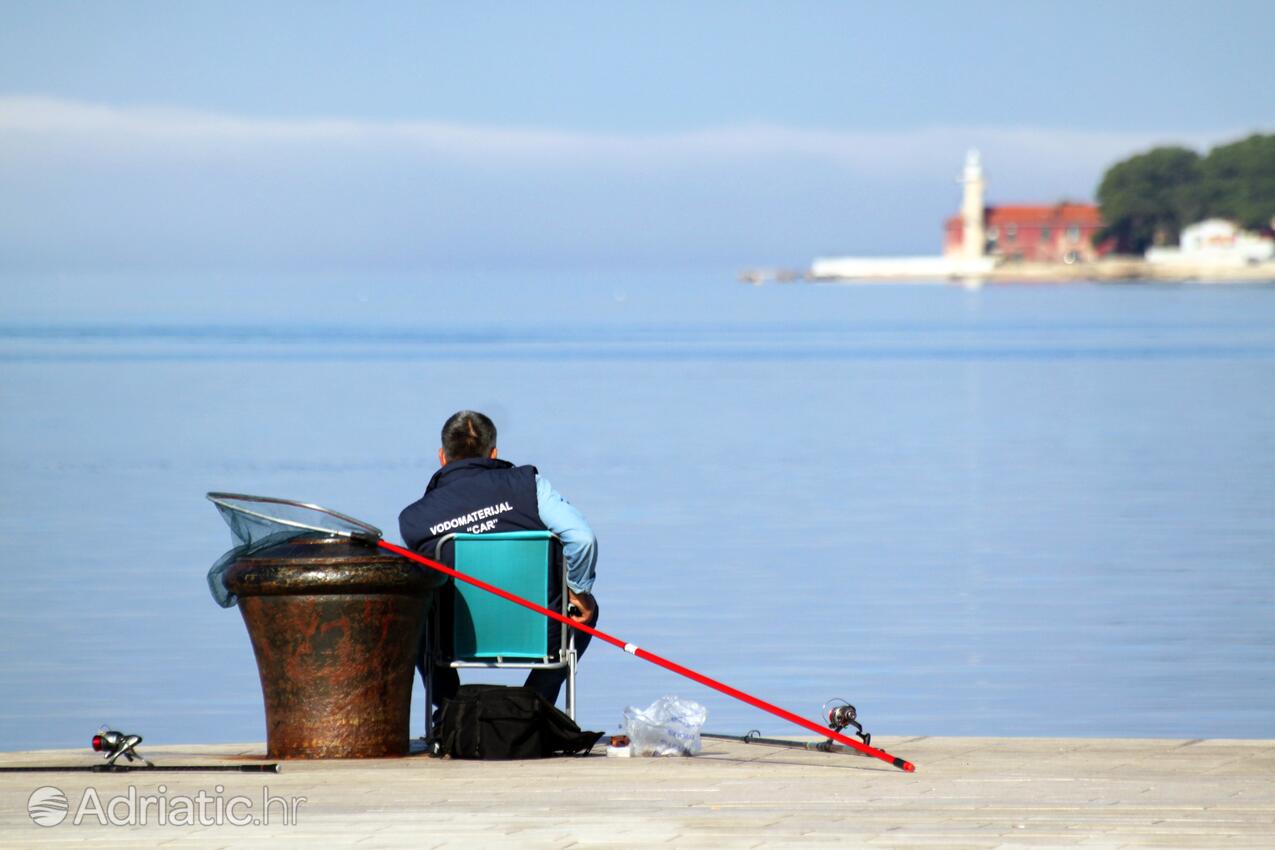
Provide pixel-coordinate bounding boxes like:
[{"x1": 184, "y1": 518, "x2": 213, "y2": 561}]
[
  {"x1": 703, "y1": 699, "x2": 882, "y2": 760},
  {"x1": 92, "y1": 727, "x2": 153, "y2": 767},
  {"x1": 823, "y1": 699, "x2": 870, "y2": 747},
  {"x1": 0, "y1": 728, "x2": 279, "y2": 772}
]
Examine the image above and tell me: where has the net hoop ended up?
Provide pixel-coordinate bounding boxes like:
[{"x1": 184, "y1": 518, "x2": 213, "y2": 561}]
[{"x1": 205, "y1": 492, "x2": 383, "y2": 541}]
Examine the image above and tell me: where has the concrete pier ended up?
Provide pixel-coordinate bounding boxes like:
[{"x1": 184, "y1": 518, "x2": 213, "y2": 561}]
[{"x1": 2, "y1": 736, "x2": 1272, "y2": 848}]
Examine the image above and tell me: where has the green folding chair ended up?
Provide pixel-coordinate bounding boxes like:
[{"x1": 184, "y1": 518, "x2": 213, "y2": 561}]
[{"x1": 425, "y1": 531, "x2": 578, "y2": 735}]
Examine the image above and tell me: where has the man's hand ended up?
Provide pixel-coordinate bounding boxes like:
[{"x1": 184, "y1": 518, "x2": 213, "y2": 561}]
[{"x1": 567, "y1": 589, "x2": 596, "y2": 624}]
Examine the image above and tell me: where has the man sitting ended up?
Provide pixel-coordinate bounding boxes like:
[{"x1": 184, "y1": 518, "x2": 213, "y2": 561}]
[{"x1": 399, "y1": 410, "x2": 598, "y2": 712}]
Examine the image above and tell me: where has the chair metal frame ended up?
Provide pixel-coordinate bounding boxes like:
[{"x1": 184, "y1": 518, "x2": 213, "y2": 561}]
[{"x1": 424, "y1": 531, "x2": 578, "y2": 738}]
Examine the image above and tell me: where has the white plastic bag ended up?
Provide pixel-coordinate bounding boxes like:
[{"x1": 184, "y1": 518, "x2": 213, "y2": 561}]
[{"x1": 621, "y1": 696, "x2": 708, "y2": 756}]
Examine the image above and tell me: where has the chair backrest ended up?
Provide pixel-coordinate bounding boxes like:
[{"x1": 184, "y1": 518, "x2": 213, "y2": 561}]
[{"x1": 447, "y1": 531, "x2": 561, "y2": 661}]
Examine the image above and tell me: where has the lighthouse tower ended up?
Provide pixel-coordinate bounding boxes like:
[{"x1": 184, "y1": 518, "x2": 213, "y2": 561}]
[{"x1": 960, "y1": 149, "x2": 986, "y2": 261}]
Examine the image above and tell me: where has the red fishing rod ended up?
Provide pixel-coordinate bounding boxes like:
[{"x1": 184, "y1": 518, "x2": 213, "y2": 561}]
[{"x1": 377, "y1": 539, "x2": 915, "y2": 772}]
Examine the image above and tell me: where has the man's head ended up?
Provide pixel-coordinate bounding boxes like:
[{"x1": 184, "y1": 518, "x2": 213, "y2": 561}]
[{"x1": 439, "y1": 410, "x2": 498, "y2": 466}]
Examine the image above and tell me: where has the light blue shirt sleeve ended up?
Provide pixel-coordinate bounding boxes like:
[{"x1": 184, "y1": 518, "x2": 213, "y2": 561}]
[{"x1": 535, "y1": 474, "x2": 597, "y2": 594}]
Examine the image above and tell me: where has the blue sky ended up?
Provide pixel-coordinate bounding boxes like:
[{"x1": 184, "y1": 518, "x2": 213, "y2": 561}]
[{"x1": 2, "y1": 1, "x2": 1272, "y2": 271}]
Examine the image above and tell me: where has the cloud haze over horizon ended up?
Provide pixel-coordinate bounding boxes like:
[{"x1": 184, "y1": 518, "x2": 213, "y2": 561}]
[
  {"x1": 2, "y1": 96, "x2": 1262, "y2": 272},
  {"x1": 1, "y1": 2, "x2": 1271, "y2": 272}
]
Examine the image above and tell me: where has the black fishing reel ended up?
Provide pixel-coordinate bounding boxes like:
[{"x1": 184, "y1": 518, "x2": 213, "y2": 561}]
[
  {"x1": 823, "y1": 699, "x2": 870, "y2": 747},
  {"x1": 92, "y1": 727, "x2": 153, "y2": 767}
]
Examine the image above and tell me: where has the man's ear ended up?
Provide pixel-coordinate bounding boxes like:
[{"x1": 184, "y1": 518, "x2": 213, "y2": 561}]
[
  {"x1": 488, "y1": 446, "x2": 499, "y2": 460},
  {"x1": 438, "y1": 448, "x2": 447, "y2": 467}
]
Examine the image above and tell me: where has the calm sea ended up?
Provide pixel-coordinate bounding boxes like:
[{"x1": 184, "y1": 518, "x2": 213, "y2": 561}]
[{"x1": 1, "y1": 270, "x2": 1273, "y2": 750}]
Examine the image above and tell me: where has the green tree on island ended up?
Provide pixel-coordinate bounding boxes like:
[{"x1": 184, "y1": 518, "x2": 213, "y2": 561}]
[
  {"x1": 1096, "y1": 133, "x2": 1275, "y2": 253},
  {"x1": 1196, "y1": 135, "x2": 1275, "y2": 232}
]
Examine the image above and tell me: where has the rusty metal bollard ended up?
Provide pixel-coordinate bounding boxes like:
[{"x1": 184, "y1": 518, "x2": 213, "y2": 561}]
[{"x1": 224, "y1": 536, "x2": 445, "y2": 758}]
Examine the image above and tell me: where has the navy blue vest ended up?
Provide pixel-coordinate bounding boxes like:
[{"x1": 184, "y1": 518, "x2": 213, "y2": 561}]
[{"x1": 398, "y1": 458, "x2": 545, "y2": 558}]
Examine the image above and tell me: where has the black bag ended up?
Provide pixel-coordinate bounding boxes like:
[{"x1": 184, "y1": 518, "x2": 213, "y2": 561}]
[{"x1": 434, "y1": 684, "x2": 604, "y2": 760}]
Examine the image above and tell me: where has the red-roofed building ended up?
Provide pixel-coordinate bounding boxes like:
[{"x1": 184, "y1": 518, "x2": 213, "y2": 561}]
[
  {"x1": 941, "y1": 152, "x2": 1114, "y2": 264},
  {"x1": 945, "y1": 202, "x2": 1112, "y2": 263}
]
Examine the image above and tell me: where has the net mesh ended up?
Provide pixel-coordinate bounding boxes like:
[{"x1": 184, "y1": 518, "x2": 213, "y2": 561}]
[{"x1": 205, "y1": 493, "x2": 383, "y2": 607}]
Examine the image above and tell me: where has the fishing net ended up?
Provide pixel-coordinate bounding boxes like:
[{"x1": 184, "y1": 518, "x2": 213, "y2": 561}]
[{"x1": 205, "y1": 492, "x2": 383, "y2": 607}]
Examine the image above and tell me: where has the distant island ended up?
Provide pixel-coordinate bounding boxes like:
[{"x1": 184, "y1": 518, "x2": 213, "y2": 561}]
[{"x1": 743, "y1": 133, "x2": 1275, "y2": 285}]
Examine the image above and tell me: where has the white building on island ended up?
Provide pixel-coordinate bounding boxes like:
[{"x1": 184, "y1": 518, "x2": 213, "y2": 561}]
[{"x1": 1146, "y1": 218, "x2": 1275, "y2": 267}]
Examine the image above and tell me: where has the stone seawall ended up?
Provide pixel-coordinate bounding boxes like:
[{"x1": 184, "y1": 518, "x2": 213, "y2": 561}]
[{"x1": 756, "y1": 257, "x2": 1275, "y2": 284}]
